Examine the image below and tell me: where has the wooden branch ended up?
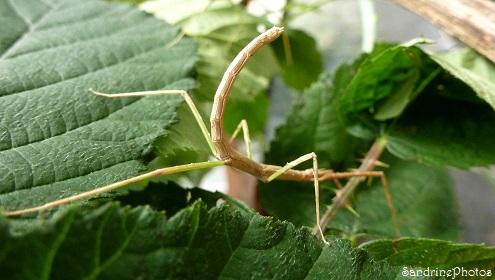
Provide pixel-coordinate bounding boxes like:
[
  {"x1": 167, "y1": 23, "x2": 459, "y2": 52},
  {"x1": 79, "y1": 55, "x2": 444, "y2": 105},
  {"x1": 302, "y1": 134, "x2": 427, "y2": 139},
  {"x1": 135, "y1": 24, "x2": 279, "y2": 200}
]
[{"x1": 394, "y1": 0, "x2": 495, "y2": 64}]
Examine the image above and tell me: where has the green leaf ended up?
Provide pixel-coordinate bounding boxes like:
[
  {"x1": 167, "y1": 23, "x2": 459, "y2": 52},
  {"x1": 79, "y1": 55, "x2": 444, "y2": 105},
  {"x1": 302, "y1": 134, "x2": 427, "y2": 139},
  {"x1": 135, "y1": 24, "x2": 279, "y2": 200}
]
[
  {"x1": 0, "y1": 0, "x2": 197, "y2": 213},
  {"x1": 361, "y1": 238, "x2": 495, "y2": 279},
  {"x1": 387, "y1": 79, "x2": 495, "y2": 169},
  {"x1": 271, "y1": 28, "x2": 323, "y2": 91},
  {"x1": 1, "y1": 199, "x2": 407, "y2": 279},
  {"x1": 430, "y1": 48, "x2": 495, "y2": 110},
  {"x1": 339, "y1": 44, "x2": 426, "y2": 120}
]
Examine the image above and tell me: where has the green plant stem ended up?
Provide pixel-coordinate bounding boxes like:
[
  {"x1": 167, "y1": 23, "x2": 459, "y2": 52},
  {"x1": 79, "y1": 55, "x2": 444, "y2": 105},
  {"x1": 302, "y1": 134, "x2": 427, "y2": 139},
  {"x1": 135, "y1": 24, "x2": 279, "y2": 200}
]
[
  {"x1": 359, "y1": 0, "x2": 377, "y2": 53},
  {"x1": 314, "y1": 136, "x2": 388, "y2": 234}
]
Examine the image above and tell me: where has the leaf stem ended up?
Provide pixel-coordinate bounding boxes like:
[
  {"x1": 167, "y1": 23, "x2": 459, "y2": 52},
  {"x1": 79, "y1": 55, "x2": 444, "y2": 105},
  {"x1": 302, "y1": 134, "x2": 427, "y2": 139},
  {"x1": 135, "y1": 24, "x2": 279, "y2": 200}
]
[
  {"x1": 314, "y1": 136, "x2": 388, "y2": 234},
  {"x1": 359, "y1": 0, "x2": 377, "y2": 53}
]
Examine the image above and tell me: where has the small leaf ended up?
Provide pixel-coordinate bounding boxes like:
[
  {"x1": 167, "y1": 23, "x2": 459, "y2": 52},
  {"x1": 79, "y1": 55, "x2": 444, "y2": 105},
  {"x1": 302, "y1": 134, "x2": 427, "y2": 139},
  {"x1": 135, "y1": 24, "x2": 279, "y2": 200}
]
[
  {"x1": 271, "y1": 28, "x2": 323, "y2": 91},
  {"x1": 373, "y1": 67, "x2": 420, "y2": 121},
  {"x1": 430, "y1": 48, "x2": 495, "y2": 109},
  {"x1": 0, "y1": 0, "x2": 197, "y2": 213},
  {"x1": 361, "y1": 238, "x2": 495, "y2": 278},
  {"x1": 387, "y1": 81, "x2": 495, "y2": 169},
  {"x1": 339, "y1": 44, "x2": 426, "y2": 119}
]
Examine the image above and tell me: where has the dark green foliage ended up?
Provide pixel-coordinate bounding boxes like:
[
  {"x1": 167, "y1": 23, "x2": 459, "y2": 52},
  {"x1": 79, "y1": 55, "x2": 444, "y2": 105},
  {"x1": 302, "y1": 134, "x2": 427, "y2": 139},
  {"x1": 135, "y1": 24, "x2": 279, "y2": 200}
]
[{"x1": 1, "y1": 0, "x2": 495, "y2": 278}]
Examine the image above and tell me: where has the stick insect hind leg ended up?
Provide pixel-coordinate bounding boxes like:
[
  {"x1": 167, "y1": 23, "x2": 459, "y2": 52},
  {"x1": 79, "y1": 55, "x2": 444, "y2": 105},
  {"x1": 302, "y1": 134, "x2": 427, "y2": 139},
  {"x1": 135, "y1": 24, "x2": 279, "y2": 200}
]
[
  {"x1": 224, "y1": 118, "x2": 398, "y2": 245},
  {"x1": 319, "y1": 169, "x2": 400, "y2": 237},
  {"x1": 229, "y1": 119, "x2": 252, "y2": 159}
]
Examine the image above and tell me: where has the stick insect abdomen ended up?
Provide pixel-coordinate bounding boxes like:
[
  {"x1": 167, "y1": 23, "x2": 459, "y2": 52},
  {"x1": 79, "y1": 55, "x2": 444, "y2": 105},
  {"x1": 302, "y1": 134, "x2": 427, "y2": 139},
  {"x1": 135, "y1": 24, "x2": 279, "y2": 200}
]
[{"x1": 210, "y1": 27, "x2": 284, "y2": 163}]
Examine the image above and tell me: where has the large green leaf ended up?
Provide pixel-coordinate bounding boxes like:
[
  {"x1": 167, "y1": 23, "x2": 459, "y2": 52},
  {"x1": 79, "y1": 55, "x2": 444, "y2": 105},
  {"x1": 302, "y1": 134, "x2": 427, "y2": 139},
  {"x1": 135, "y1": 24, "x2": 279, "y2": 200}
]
[
  {"x1": 3, "y1": 182, "x2": 491, "y2": 279},
  {"x1": 1, "y1": 199, "x2": 406, "y2": 279},
  {"x1": 0, "y1": 0, "x2": 197, "y2": 213}
]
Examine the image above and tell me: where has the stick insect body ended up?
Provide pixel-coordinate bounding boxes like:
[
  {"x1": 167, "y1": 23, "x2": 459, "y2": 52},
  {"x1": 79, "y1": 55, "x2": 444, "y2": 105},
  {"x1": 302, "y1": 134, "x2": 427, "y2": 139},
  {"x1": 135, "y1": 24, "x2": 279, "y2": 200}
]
[
  {"x1": 4, "y1": 27, "x2": 398, "y2": 246},
  {"x1": 210, "y1": 27, "x2": 316, "y2": 182}
]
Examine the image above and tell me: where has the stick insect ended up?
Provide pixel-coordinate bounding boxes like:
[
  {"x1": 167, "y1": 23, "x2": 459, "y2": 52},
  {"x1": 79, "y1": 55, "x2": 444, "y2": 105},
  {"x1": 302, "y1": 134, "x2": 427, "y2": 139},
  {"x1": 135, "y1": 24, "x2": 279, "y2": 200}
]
[{"x1": 4, "y1": 27, "x2": 398, "y2": 246}]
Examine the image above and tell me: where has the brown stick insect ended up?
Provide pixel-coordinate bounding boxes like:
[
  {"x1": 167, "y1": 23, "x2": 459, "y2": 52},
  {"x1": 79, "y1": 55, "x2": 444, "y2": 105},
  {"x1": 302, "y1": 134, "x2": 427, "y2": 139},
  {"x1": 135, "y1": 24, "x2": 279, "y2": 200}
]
[{"x1": 4, "y1": 27, "x2": 398, "y2": 246}]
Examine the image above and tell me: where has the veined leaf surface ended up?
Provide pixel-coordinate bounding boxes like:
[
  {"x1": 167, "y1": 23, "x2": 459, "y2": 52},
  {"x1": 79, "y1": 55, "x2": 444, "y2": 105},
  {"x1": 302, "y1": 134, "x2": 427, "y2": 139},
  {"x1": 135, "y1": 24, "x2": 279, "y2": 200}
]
[{"x1": 0, "y1": 0, "x2": 197, "y2": 213}]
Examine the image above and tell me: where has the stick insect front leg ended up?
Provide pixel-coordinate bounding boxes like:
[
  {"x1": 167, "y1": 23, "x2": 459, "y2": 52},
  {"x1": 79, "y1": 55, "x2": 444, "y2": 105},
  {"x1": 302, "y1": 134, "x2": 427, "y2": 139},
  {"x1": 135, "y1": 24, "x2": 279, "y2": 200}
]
[
  {"x1": 89, "y1": 89, "x2": 217, "y2": 156},
  {"x1": 3, "y1": 88, "x2": 223, "y2": 216}
]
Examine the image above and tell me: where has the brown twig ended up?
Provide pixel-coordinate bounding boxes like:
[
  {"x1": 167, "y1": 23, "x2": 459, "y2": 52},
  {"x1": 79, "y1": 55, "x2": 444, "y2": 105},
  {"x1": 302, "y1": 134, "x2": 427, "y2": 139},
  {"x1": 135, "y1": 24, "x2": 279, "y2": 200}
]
[{"x1": 394, "y1": 0, "x2": 495, "y2": 64}]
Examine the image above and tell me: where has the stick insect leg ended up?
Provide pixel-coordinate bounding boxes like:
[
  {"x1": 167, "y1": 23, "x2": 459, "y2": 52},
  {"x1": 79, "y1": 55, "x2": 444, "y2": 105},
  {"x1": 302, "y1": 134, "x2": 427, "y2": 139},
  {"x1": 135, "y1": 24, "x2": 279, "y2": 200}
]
[
  {"x1": 4, "y1": 161, "x2": 224, "y2": 216},
  {"x1": 266, "y1": 152, "x2": 330, "y2": 246},
  {"x1": 89, "y1": 89, "x2": 216, "y2": 156},
  {"x1": 4, "y1": 89, "x2": 224, "y2": 216},
  {"x1": 229, "y1": 119, "x2": 252, "y2": 159},
  {"x1": 320, "y1": 171, "x2": 400, "y2": 237}
]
